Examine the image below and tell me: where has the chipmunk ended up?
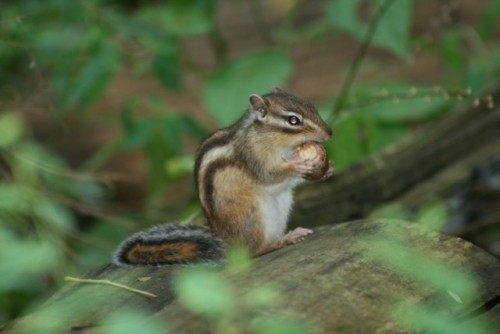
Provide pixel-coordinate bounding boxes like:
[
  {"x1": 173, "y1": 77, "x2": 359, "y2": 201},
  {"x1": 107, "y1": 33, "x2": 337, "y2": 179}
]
[{"x1": 113, "y1": 88, "x2": 333, "y2": 266}]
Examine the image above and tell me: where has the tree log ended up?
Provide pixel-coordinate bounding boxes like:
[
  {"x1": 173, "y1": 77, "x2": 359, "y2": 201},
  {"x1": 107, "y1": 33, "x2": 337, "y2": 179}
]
[
  {"x1": 7, "y1": 220, "x2": 500, "y2": 333},
  {"x1": 291, "y1": 88, "x2": 500, "y2": 228},
  {"x1": 7, "y1": 89, "x2": 500, "y2": 333}
]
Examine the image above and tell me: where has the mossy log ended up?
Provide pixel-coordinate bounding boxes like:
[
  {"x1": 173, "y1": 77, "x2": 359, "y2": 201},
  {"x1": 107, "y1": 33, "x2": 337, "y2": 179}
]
[
  {"x1": 291, "y1": 88, "x2": 500, "y2": 228},
  {"x1": 7, "y1": 89, "x2": 500, "y2": 333},
  {"x1": 7, "y1": 220, "x2": 500, "y2": 333}
]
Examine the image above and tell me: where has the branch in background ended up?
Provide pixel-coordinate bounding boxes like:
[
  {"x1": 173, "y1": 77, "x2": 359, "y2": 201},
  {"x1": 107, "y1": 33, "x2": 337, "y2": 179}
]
[
  {"x1": 246, "y1": 0, "x2": 274, "y2": 45},
  {"x1": 64, "y1": 276, "x2": 157, "y2": 298},
  {"x1": 209, "y1": 24, "x2": 229, "y2": 67},
  {"x1": 330, "y1": 0, "x2": 398, "y2": 120}
]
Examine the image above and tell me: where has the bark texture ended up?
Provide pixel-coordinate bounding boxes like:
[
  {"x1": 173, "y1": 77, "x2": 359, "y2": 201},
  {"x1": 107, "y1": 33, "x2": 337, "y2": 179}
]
[{"x1": 7, "y1": 220, "x2": 500, "y2": 333}]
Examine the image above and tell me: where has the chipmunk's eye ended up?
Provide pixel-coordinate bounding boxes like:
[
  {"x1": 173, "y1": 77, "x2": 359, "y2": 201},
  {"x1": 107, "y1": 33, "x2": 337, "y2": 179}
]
[{"x1": 288, "y1": 115, "x2": 301, "y2": 126}]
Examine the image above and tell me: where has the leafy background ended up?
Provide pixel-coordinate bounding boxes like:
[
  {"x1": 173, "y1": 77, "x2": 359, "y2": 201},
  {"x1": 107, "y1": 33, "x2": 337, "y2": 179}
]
[{"x1": 1, "y1": 0, "x2": 499, "y2": 332}]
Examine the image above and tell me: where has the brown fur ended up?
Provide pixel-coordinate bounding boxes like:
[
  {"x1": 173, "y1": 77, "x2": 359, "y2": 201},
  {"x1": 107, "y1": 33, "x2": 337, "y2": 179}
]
[
  {"x1": 195, "y1": 89, "x2": 331, "y2": 255},
  {"x1": 209, "y1": 165, "x2": 266, "y2": 253},
  {"x1": 125, "y1": 242, "x2": 200, "y2": 264}
]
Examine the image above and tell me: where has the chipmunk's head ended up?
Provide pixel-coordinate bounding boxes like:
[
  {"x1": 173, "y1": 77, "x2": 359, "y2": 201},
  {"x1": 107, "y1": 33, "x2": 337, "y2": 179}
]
[{"x1": 247, "y1": 87, "x2": 332, "y2": 148}]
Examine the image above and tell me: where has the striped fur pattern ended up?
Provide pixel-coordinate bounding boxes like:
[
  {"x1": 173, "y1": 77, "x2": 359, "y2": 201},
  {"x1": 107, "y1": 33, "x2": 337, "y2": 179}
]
[
  {"x1": 113, "y1": 224, "x2": 225, "y2": 266},
  {"x1": 112, "y1": 88, "x2": 331, "y2": 266},
  {"x1": 195, "y1": 88, "x2": 331, "y2": 253}
]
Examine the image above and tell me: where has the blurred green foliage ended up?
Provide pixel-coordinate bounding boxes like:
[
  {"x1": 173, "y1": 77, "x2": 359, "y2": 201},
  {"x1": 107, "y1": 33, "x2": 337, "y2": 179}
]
[
  {"x1": 171, "y1": 247, "x2": 314, "y2": 334},
  {"x1": 365, "y1": 222, "x2": 496, "y2": 333},
  {"x1": 0, "y1": 0, "x2": 499, "y2": 331}
]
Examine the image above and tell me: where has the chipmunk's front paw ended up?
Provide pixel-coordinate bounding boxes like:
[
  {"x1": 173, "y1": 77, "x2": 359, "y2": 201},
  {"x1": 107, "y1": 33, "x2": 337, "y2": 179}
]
[{"x1": 282, "y1": 227, "x2": 313, "y2": 245}]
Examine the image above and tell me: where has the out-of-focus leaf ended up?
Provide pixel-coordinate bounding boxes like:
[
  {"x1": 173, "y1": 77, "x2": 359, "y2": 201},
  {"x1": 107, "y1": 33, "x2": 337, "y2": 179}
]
[
  {"x1": 243, "y1": 284, "x2": 280, "y2": 308},
  {"x1": 103, "y1": 310, "x2": 166, "y2": 334},
  {"x1": 71, "y1": 179, "x2": 109, "y2": 205},
  {"x1": 479, "y1": 0, "x2": 500, "y2": 40},
  {"x1": 33, "y1": 199, "x2": 75, "y2": 234},
  {"x1": 440, "y1": 30, "x2": 465, "y2": 73},
  {"x1": 135, "y1": 4, "x2": 214, "y2": 37},
  {"x1": 179, "y1": 115, "x2": 209, "y2": 140},
  {"x1": 359, "y1": 97, "x2": 451, "y2": 123},
  {"x1": 0, "y1": 238, "x2": 61, "y2": 291},
  {"x1": 162, "y1": 116, "x2": 183, "y2": 155},
  {"x1": 0, "y1": 184, "x2": 34, "y2": 213},
  {"x1": 121, "y1": 119, "x2": 156, "y2": 149},
  {"x1": 367, "y1": 235, "x2": 478, "y2": 301},
  {"x1": 377, "y1": 125, "x2": 409, "y2": 149},
  {"x1": 250, "y1": 317, "x2": 314, "y2": 334},
  {"x1": 466, "y1": 60, "x2": 488, "y2": 93},
  {"x1": 164, "y1": 155, "x2": 194, "y2": 179},
  {"x1": 204, "y1": 50, "x2": 293, "y2": 126},
  {"x1": 174, "y1": 267, "x2": 234, "y2": 318},
  {"x1": 225, "y1": 245, "x2": 252, "y2": 274},
  {"x1": 396, "y1": 301, "x2": 493, "y2": 334},
  {"x1": 371, "y1": 0, "x2": 411, "y2": 59},
  {"x1": 371, "y1": 204, "x2": 411, "y2": 221},
  {"x1": 153, "y1": 42, "x2": 181, "y2": 90},
  {"x1": 341, "y1": 83, "x2": 453, "y2": 123},
  {"x1": 325, "y1": 0, "x2": 364, "y2": 37},
  {"x1": 10, "y1": 142, "x2": 67, "y2": 189},
  {"x1": 0, "y1": 112, "x2": 25, "y2": 147},
  {"x1": 416, "y1": 199, "x2": 448, "y2": 231},
  {"x1": 326, "y1": 0, "x2": 412, "y2": 59},
  {"x1": 75, "y1": 220, "x2": 131, "y2": 271},
  {"x1": 65, "y1": 42, "x2": 120, "y2": 109},
  {"x1": 325, "y1": 113, "x2": 379, "y2": 169}
]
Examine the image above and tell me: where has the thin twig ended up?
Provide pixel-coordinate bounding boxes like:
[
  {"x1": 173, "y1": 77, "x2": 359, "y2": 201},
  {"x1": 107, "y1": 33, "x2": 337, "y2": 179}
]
[
  {"x1": 330, "y1": 0, "x2": 398, "y2": 119},
  {"x1": 64, "y1": 276, "x2": 157, "y2": 298}
]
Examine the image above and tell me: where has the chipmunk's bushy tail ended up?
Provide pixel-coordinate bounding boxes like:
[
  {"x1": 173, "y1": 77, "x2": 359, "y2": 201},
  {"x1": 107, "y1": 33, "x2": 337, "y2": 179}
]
[{"x1": 113, "y1": 224, "x2": 225, "y2": 266}]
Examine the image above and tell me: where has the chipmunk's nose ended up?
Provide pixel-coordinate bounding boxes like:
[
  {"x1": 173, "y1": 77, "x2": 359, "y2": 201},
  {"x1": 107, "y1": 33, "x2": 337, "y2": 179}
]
[
  {"x1": 319, "y1": 127, "x2": 333, "y2": 142},
  {"x1": 326, "y1": 127, "x2": 333, "y2": 139}
]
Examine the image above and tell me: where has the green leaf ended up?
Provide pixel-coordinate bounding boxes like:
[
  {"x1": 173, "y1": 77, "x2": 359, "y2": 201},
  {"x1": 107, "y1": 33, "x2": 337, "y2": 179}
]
[
  {"x1": 71, "y1": 179, "x2": 109, "y2": 205},
  {"x1": 0, "y1": 238, "x2": 61, "y2": 291},
  {"x1": 162, "y1": 115, "x2": 183, "y2": 155},
  {"x1": 416, "y1": 199, "x2": 448, "y2": 231},
  {"x1": 359, "y1": 96, "x2": 451, "y2": 123},
  {"x1": 65, "y1": 42, "x2": 120, "y2": 109},
  {"x1": 33, "y1": 199, "x2": 75, "y2": 234},
  {"x1": 377, "y1": 124, "x2": 409, "y2": 149},
  {"x1": 135, "y1": 4, "x2": 214, "y2": 37},
  {"x1": 225, "y1": 245, "x2": 252, "y2": 274},
  {"x1": 479, "y1": 0, "x2": 500, "y2": 39},
  {"x1": 371, "y1": 204, "x2": 411, "y2": 221},
  {"x1": 164, "y1": 155, "x2": 194, "y2": 179},
  {"x1": 342, "y1": 83, "x2": 453, "y2": 123},
  {"x1": 325, "y1": 0, "x2": 364, "y2": 38},
  {"x1": 204, "y1": 50, "x2": 293, "y2": 126},
  {"x1": 0, "y1": 184, "x2": 34, "y2": 213},
  {"x1": 440, "y1": 30, "x2": 465, "y2": 73},
  {"x1": 396, "y1": 302, "x2": 493, "y2": 334},
  {"x1": 251, "y1": 317, "x2": 314, "y2": 334},
  {"x1": 179, "y1": 115, "x2": 209, "y2": 140},
  {"x1": 0, "y1": 112, "x2": 25, "y2": 147},
  {"x1": 75, "y1": 220, "x2": 131, "y2": 271},
  {"x1": 121, "y1": 119, "x2": 156, "y2": 149},
  {"x1": 325, "y1": 0, "x2": 412, "y2": 59},
  {"x1": 366, "y1": 237, "x2": 478, "y2": 301},
  {"x1": 325, "y1": 113, "x2": 379, "y2": 169},
  {"x1": 103, "y1": 310, "x2": 166, "y2": 334},
  {"x1": 466, "y1": 60, "x2": 488, "y2": 93},
  {"x1": 153, "y1": 43, "x2": 181, "y2": 90},
  {"x1": 173, "y1": 267, "x2": 234, "y2": 318},
  {"x1": 371, "y1": 0, "x2": 411, "y2": 59}
]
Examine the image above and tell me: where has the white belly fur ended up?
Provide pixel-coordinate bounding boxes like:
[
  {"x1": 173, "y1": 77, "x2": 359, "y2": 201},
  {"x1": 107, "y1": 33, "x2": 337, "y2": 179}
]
[{"x1": 259, "y1": 178, "x2": 303, "y2": 242}]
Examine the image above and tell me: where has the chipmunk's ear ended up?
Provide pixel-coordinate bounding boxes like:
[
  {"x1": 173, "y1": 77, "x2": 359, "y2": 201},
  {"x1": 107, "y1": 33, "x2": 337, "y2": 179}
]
[
  {"x1": 249, "y1": 94, "x2": 267, "y2": 118},
  {"x1": 271, "y1": 86, "x2": 285, "y2": 94}
]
